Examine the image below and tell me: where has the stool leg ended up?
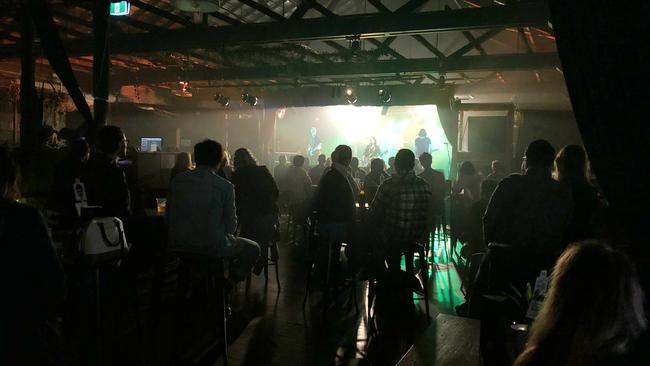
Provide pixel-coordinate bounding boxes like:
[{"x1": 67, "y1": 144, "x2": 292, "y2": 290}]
[
  {"x1": 302, "y1": 261, "x2": 313, "y2": 309},
  {"x1": 420, "y1": 248, "x2": 431, "y2": 323},
  {"x1": 221, "y1": 284, "x2": 228, "y2": 365}
]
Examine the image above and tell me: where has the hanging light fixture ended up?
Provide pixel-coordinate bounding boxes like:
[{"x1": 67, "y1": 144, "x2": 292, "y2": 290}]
[
  {"x1": 241, "y1": 92, "x2": 258, "y2": 107},
  {"x1": 345, "y1": 88, "x2": 357, "y2": 105},
  {"x1": 214, "y1": 93, "x2": 230, "y2": 107}
]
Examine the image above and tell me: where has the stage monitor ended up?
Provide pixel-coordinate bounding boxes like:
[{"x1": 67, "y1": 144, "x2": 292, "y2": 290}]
[{"x1": 140, "y1": 137, "x2": 162, "y2": 152}]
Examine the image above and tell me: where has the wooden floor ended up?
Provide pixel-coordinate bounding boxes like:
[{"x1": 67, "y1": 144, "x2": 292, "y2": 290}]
[
  {"x1": 204, "y1": 229, "x2": 466, "y2": 366},
  {"x1": 63, "y1": 221, "x2": 467, "y2": 366}
]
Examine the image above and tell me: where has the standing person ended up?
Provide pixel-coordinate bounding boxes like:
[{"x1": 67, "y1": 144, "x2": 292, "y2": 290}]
[
  {"x1": 230, "y1": 148, "x2": 279, "y2": 274},
  {"x1": 309, "y1": 154, "x2": 327, "y2": 186},
  {"x1": 82, "y1": 125, "x2": 130, "y2": 220},
  {"x1": 487, "y1": 160, "x2": 507, "y2": 183},
  {"x1": 350, "y1": 157, "x2": 367, "y2": 180},
  {"x1": 418, "y1": 152, "x2": 446, "y2": 233},
  {"x1": 1, "y1": 146, "x2": 65, "y2": 365},
  {"x1": 387, "y1": 156, "x2": 396, "y2": 176},
  {"x1": 414, "y1": 128, "x2": 432, "y2": 158},
  {"x1": 515, "y1": 241, "x2": 647, "y2": 366},
  {"x1": 369, "y1": 149, "x2": 432, "y2": 272},
  {"x1": 274, "y1": 154, "x2": 289, "y2": 183},
  {"x1": 316, "y1": 145, "x2": 357, "y2": 275},
  {"x1": 167, "y1": 140, "x2": 259, "y2": 282},
  {"x1": 285, "y1": 155, "x2": 313, "y2": 242},
  {"x1": 363, "y1": 137, "x2": 382, "y2": 166},
  {"x1": 453, "y1": 161, "x2": 483, "y2": 203},
  {"x1": 306, "y1": 127, "x2": 322, "y2": 160},
  {"x1": 170, "y1": 152, "x2": 193, "y2": 182},
  {"x1": 363, "y1": 158, "x2": 390, "y2": 203},
  {"x1": 555, "y1": 145, "x2": 602, "y2": 243}
]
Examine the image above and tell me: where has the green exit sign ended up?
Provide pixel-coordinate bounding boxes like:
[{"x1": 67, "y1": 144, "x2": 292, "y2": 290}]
[{"x1": 110, "y1": 1, "x2": 131, "y2": 16}]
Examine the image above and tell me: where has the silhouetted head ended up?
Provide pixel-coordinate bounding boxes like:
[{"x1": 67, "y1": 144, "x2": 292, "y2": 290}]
[
  {"x1": 491, "y1": 160, "x2": 504, "y2": 174},
  {"x1": 418, "y1": 128, "x2": 427, "y2": 138},
  {"x1": 388, "y1": 156, "x2": 395, "y2": 168},
  {"x1": 97, "y1": 125, "x2": 127, "y2": 158},
  {"x1": 278, "y1": 155, "x2": 287, "y2": 165},
  {"x1": 459, "y1": 161, "x2": 476, "y2": 176},
  {"x1": 194, "y1": 139, "x2": 224, "y2": 169},
  {"x1": 70, "y1": 139, "x2": 90, "y2": 163},
  {"x1": 233, "y1": 148, "x2": 258, "y2": 171},
  {"x1": 333, "y1": 145, "x2": 352, "y2": 166},
  {"x1": 174, "y1": 152, "x2": 192, "y2": 171},
  {"x1": 419, "y1": 153, "x2": 432, "y2": 168},
  {"x1": 370, "y1": 158, "x2": 385, "y2": 173},
  {"x1": 515, "y1": 241, "x2": 646, "y2": 366},
  {"x1": 351, "y1": 157, "x2": 359, "y2": 169},
  {"x1": 524, "y1": 139, "x2": 556, "y2": 172},
  {"x1": 317, "y1": 154, "x2": 326, "y2": 165},
  {"x1": 310, "y1": 127, "x2": 317, "y2": 137},
  {"x1": 293, "y1": 155, "x2": 305, "y2": 168},
  {"x1": 555, "y1": 144, "x2": 589, "y2": 185},
  {"x1": 395, "y1": 149, "x2": 415, "y2": 173}
]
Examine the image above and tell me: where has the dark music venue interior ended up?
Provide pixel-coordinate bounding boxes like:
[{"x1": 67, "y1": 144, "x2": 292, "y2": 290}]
[{"x1": 1, "y1": 1, "x2": 649, "y2": 365}]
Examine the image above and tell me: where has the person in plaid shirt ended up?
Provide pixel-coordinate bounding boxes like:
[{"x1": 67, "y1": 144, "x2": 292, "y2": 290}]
[{"x1": 369, "y1": 149, "x2": 432, "y2": 266}]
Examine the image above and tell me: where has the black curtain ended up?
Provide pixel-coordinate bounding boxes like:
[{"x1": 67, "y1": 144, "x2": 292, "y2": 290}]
[{"x1": 549, "y1": 1, "x2": 650, "y2": 276}]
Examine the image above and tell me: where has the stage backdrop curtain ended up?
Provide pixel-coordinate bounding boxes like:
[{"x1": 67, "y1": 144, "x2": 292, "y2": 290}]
[{"x1": 549, "y1": 2, "x2": 650, "y2": 260}]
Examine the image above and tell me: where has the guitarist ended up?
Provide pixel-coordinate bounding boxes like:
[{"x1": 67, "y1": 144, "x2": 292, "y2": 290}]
[
  {"x1": 307, "y1": 127, "x2": 322, "y2": 161},
  {"x1": 362, "y1": 137, "x2": 384, "y2": 166}
]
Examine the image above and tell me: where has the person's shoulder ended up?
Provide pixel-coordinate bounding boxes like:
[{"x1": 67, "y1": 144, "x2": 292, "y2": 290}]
[{"x1": 1, "y1": 201, "x2": 43, "y2": 225}]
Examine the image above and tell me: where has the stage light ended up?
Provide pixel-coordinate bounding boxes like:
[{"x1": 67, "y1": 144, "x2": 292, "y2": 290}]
[
  {"x1": 345, "y1": 88, "x2": 357, "y2": 105},
  {"x1": 214, "y1": 93, "x2": 230, "y2": 107},
  {"x1": 378, "y1": 89, "x2": 392, "y2": 104},
  {"x1": 241, "y1": 93, "x2": 258, "y2": 107}
]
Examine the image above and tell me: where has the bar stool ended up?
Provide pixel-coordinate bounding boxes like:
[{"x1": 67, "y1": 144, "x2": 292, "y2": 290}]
[
  {"x1": 173, "y1": 253, "x2": 229, "y2": 366},
  {"x1": 261, "y1": 225, "x2": 281, "y2": 289}
]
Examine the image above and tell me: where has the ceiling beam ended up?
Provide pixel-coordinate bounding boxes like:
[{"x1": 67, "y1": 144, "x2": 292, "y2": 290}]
[
  {"x1": 238, "y1": 0, "x2": 286, "y2": 21},
  {"x1": 129, "y1": 0, "x2": 194, "y2": 27},
  {"x1": 110, "y1": 52, "x2": 560, "y2": 85},
  {"x1": 0, "y1": 3, "x2": 548, "y2": 58}
]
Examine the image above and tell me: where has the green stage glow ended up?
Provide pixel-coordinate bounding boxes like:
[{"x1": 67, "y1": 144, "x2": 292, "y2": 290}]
[
  {"x1": 110, "y1": 1, "x2": 131, "y2": 16},
  {"x1": 276, "y1": 105, "x2": 452, "y2": 178}
]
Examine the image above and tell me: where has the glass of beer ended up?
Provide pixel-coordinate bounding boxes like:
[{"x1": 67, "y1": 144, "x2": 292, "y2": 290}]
[{"x1": 156, "y1": 198, "x2": 167, "y2": 214}]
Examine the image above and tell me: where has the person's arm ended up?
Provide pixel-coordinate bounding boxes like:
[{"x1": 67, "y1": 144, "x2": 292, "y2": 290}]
[
  {"x1": 369, "y1": 181, "x2": 389, "y2": 223},
  {"x1": 223, "y1": 184, "x2": 237, "y2": 234}
]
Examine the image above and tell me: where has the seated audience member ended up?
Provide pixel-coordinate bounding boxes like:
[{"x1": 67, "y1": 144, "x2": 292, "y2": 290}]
[
  {"x1": 487, "y1": 160, "x2": 507, "y2": 183},
  {"x1": 386, "y1": 156, "x2": 396, "y2": 175},
  {"x1": 230, "y1": 148, "x2": 279, "y2": 272},
  {"x1": 453, "y1": 161, "x2": 483, "y2": 203},
  {"x1": 48, "y1": 138, "x2": 90, "y2": 227},
  {"x1": 418, "y1": 152, "x2": 446, "y2": 231},
  {"x1": 316, "y1": 145, "x2": 357, "y2": 272},
  {"x1": 464, "y1": 179, "x2": 498, "y2": 256},
  {"x1": 217, "y1": 150, "x2": 233, "y2": 180},
  {"x1": 82, "y1": 125, "x2": 130, "y2": 220},
  {"x1": 167, "y1": 140, "x2": 259, "y2": 282},
  {"x1": 515, "y1": 241, "x2": 647, "y2": 366},
  {"x1": 170, "y1": 152, "x2": 193, "y2": 182},
  {"x1": 369, "y1": 149, "x2": 432, "y2": 272},
  {"x1": 363, "y1": 158, "x2": 390, "y2": 203},
  {"x1": 483, "y1": 140, "x2": 573, "y2": 284},
  {"x1": 309, "y1": 154, "x2": 327, "y2": 185},
  {"x1": 350, "y1": 157, "x2": 367, "y2": 180},
  {"x1": 0, "y1": 146, "x2": 65, "y2": 364},
  {"x1": 555, "y1": 145, "x2": 601, "y2": 243}
]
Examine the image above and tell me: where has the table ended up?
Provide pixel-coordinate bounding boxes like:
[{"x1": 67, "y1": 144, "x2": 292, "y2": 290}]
[{"x1": 396, "y1": 314, "x2": 481, "y2": 366}]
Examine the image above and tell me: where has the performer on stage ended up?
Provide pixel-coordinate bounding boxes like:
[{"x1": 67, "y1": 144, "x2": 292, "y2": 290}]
[
  {"x1": 307, "y1": 127, "x2": 322, "y2": 160},
  {"x1": 362, "y1": 137, "x2": 382, "y2": 166},
  {"x1": 414, "y1": 128, "x2": 432, "y2": 158}
]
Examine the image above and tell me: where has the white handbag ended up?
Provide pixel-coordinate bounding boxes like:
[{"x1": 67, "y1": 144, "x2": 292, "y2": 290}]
[{"x1": 79, "y1": 217, "x2": 129, "y2": 263}]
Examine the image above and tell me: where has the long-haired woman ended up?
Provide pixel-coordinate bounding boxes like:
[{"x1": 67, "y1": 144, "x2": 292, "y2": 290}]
[{"x1": 515, "y1": 241, "x2": 647, "y2": 366}]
